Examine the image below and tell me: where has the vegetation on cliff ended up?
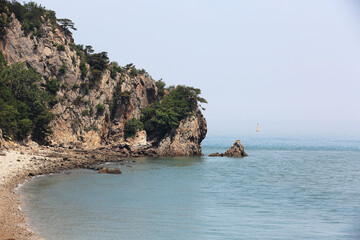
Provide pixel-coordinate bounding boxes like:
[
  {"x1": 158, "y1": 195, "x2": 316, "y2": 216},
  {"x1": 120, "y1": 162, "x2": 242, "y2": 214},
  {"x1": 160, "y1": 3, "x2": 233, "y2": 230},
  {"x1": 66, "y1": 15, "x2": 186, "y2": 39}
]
[
  {"x1": 0, "y1": 0, "x2": 57, "y2": 38},
  {"x1": 0, "y1": 52, "x2": 54, "y2": 143},
  {"x1": 123, "y1": 84, "x2": 207, "y2": 139},
  {"x1": 0, "y1": 0, "x2": 207, "y2": 148}
]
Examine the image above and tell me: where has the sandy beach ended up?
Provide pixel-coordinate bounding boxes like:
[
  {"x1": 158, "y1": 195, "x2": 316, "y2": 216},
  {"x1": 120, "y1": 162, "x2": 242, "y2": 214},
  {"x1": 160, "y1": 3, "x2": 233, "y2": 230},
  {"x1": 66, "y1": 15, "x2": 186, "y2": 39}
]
[
  {"x1": 0, "y1": 149, "x2": 45, "y2": 240},
  {"x1": 0, "y1": 144, "x2": 129, "y2": 240}
]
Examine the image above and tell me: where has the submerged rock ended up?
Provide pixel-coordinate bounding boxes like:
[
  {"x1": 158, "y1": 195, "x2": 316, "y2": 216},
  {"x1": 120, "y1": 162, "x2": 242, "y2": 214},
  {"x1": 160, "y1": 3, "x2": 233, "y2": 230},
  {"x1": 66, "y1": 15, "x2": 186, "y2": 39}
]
[
  {"x1": 209, "y1": 140, "x2": 248, "y2": 157},
  {"x1": 98, "y1": 167, "x2": 122, "y2": 174}
]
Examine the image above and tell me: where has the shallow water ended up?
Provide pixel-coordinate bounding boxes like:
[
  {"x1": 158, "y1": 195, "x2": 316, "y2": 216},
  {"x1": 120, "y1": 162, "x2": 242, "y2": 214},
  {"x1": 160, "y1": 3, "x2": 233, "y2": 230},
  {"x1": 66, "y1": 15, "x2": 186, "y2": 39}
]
[{"x1": 20, "y1": 136, "x2": 360, "y2": 239}]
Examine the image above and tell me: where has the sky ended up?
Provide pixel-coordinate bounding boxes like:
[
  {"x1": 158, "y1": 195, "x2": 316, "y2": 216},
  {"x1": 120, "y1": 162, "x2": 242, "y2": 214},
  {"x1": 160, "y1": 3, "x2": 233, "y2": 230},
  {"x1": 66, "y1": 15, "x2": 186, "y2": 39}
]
[{"x1": 26, "y1": 0, "x2": 360, "y2": 137}]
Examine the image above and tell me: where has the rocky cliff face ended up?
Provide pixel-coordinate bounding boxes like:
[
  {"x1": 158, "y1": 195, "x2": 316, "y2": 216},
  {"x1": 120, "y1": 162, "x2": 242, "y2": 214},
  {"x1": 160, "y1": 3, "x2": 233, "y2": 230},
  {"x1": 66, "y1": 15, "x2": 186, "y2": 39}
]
[
  {"x1": 156, "y1": 109, "x2": 207, "y2": 156},
  {"x1": 0, "y1": 13, "x2": 207, "y2": 156}
]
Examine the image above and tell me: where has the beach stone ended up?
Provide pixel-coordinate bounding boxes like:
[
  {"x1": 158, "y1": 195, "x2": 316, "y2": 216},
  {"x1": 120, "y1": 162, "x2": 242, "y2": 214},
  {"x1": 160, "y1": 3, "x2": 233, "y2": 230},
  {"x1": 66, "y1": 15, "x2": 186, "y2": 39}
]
[
  {"x1": 109, "y1": 168, "x2": 122, "y2": 174},
  {"x1": 98, "y1": 167, "x2": 122, "y2": 174}
]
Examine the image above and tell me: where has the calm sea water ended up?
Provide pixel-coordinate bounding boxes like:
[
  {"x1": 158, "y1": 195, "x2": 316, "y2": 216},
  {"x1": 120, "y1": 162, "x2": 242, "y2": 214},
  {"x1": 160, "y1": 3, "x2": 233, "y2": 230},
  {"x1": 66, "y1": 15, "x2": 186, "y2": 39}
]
[{"x1": 20, "y1": 135, "x2": 360, "y2": 240}]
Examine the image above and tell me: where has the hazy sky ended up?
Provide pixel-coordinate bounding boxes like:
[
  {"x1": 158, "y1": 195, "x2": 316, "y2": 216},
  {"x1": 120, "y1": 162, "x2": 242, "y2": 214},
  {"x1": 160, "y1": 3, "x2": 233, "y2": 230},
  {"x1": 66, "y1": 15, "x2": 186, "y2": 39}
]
[{"x1": 27, "y1": 0, "x2": 360, "y2": 137}]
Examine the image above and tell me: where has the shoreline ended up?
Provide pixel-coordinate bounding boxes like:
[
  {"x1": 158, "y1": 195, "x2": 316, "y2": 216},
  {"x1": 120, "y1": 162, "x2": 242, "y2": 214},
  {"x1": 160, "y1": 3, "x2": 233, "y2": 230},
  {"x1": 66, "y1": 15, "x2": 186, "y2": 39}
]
[{"x1": 0, "y1": 145, "x2": 132, "y2": 240}]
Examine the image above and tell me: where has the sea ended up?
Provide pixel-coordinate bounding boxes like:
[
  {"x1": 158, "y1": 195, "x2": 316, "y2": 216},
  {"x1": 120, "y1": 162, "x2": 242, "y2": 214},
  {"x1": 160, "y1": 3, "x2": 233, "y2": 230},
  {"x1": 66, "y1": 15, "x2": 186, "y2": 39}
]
[{"x1": 19, "y1": 135, "x2": 360, "y2": 240}]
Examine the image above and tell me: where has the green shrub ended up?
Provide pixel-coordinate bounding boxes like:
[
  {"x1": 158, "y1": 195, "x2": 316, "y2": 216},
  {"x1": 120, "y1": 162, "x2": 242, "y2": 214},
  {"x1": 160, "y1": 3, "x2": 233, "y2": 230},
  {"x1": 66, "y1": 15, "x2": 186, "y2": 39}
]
[
  {"x1": 89, "y1": 105, "x2": 94, "y2": 116},
  {"x1": 90, "y1": 69, "x2": 102, "y2": 81},
  {"x1": 7, "y1": 1, "x2": 57, "y2": 36},
  {"x1": 84, "y1": 124, "x2": 97, "y2": 133},
  {"x1": 70, "y1": 43, "x2": 84, "y2": 58},
  {"x1": 46, "y1": 78, "x2": 59, "y2": 95},
  {"x1": 156, "y1": 79, "x2": 166, "y2": 97},
  {"x1": 81, "y1": 109, "x2": 89, "y2": 116},
  {"x1": 120, "y1": 91, "x2": 131, "y2": 98},
  {"x1": 79, "y1": 61, "x2": 87, "y2": 79},
  {"x1": 72, "y1": 83, "x2": 79, "y2": 90},
  {"x1": 86, "y1": 51, "x2": 109, "y2": 72},
  {"x1": 58, "y1": 64, "x2": 66, "y2": 75},
  {"x1": 124, "y1": 118, "x2": 143, "y2": 138},
  {"x1": 57, "y1": 44, "x2": 65, "y2": 51},
  {"x1": 96, "y1": 104, "x2": 105, "y2": 115},
  {"x1": 0, "y1": 8, "x2": 11, "y2": 39},
  {"x1": 74, "y1": 96, "x2": 84, "y2": 106},
  {"x1": 110, "y1": 62, "x2": 123, "y2": 79},
  {"x1": 129, "y1": 66, "x2": 138, "y2": 77},
  {"x1": 0, "y1": 62, "x2": 54, "y2": 143},
  {"x1": 140, "y1": 85, "x2": 207, "y2": 138},
  {"x1": 80, "y1": 82, "x2": 89, "y2": 95}
]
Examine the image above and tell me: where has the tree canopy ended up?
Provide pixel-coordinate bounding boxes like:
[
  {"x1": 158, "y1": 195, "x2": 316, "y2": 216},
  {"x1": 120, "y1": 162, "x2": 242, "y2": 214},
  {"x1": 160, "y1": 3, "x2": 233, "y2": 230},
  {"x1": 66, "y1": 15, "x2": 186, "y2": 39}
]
[
  {"x1": 0, "y1": 53, "x2": 54, "y2": 144},
  {"x1": 140, "y1": 85, "x2": 207, "y2": 138}
]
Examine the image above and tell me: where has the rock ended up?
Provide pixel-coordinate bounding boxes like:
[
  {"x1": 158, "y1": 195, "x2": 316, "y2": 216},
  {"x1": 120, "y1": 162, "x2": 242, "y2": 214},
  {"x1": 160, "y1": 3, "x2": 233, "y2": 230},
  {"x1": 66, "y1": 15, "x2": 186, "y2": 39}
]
[
  {"x1": 109, "y1": 168, "x2": 122, "y2": 174},
  {"x1": 98, "y1": 167, "x2": 122, "y2": 174},
  {"x1": 209, "y1": 152, "x2": 221, "y2": 157},
  {"x1": 209, "y1": 140, "x2": 248, "y2": 157},
  {"x1": 129, "y1": 130, "x2": 151, "y2": 151},
  {"x1": 98, "y1": 167, "x2": 109, "y2": 173}
]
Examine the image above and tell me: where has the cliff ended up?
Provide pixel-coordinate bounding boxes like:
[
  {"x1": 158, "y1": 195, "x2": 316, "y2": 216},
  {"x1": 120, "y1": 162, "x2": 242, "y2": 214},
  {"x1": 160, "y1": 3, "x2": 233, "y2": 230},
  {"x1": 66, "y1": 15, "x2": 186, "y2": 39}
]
[{"x1": 0, "y1": 3, "x2": 207, "y2": 156}]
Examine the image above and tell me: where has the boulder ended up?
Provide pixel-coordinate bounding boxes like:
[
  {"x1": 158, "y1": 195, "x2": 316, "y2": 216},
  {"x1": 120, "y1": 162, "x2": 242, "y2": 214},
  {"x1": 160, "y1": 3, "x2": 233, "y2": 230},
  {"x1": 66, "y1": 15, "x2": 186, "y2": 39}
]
[
  {"x1": 209, "y1": 140, "x2": 248, "y2": 157},
  {"x1": 98, "y1": 167, "x2": 122, "y2": 174},
  {"x1": 129, "y1": 130, "x2": 151, "y2": 151}
]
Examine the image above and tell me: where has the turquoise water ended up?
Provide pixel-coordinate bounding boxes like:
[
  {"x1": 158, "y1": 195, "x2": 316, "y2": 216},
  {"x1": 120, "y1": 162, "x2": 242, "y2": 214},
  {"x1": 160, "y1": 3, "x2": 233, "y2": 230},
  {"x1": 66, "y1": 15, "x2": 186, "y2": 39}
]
[{"x1": 20, "y1": 136, "x2": 360, "y2": 240}]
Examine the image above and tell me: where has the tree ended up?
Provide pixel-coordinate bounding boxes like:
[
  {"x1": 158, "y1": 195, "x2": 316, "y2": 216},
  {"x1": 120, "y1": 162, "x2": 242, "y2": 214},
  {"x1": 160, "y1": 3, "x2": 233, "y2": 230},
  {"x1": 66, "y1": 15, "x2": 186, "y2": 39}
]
[
  {"x1": 0, "y1": 62, "x2": 54, "y2": 143},
  {"x1": 84, "y1": 45, "x2": 94, "y2": 54},
  {"x1": 124, "y1": 118, "x2": 143, "y2": 138},
  {"x1": 140, "y1": 85, "x2": 207, "y2": 138},
  {"x1": 57, "y1": 18, "x2": 77, "y2": 31}
]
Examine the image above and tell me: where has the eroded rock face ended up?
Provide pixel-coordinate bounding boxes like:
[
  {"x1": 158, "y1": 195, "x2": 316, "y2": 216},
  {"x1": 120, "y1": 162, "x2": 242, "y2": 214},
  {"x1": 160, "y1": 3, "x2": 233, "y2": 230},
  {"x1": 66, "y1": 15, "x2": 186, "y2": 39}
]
[
  {"x1": 156, "y1": 109, "x2": 207, "y2": 156},
  {"x1": 0, "y1": 16, "x2": 158, "y2": 149},
  {"x1": 0, "y1": 14, "x2": 207, "y2": 156},
  {"x1": 209, "y1": 140, "x2": 248, "y2": 157}
]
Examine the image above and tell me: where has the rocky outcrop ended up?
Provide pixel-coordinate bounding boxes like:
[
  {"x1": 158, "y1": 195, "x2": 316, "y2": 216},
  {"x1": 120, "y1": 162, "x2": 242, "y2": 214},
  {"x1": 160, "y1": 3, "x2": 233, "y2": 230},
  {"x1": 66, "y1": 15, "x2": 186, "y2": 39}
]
[
  {"x1": 156, "y1": 110, "x2": 207, "y2": 156},
  {"x1": 0, "y1": 12, "x2": 207, "y2": 156},
  {"x1": 209, "y1": 140, "x2": 248, "y2": 157}
]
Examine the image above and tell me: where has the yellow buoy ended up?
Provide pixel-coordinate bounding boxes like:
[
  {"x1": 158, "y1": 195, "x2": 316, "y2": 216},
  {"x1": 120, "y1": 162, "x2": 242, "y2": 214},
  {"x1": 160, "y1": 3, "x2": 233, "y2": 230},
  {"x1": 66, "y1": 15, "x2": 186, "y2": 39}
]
[{"x1": 256, "y1": 123, "x2": 260, "y2": 132}]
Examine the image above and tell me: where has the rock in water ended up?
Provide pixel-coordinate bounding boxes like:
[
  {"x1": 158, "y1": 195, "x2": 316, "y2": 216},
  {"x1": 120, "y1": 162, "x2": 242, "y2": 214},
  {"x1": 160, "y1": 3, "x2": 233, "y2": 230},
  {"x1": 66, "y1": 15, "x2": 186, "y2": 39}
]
[
  {"x1": 209, "y1": 140, "x2": 248, "y2": 157},
  {"x1": 98, "y1": 167, "x2": 109, "y2": 173},
  {"x1": 98, "y1": 167, "x2": 122, "y2": 174}
]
